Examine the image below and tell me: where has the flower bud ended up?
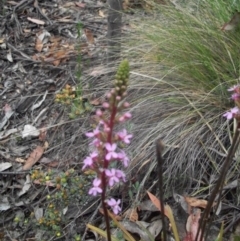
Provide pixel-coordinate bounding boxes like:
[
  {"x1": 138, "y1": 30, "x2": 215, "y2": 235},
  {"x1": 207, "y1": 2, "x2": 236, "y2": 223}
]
[{"x1": 102, "y1": 102, "x2": 110, "y2": 108}]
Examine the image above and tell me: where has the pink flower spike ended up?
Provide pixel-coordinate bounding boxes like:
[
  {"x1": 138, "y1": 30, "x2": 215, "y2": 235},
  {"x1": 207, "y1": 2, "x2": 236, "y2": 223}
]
[
  {"x1": 105, "y1": 143, "x2": 118, "y2": 160},
  {"x1": 107, "y1": 198, "x2": 121, "y2": 214},
  {"x1": 86, "y1": 127, "x2": 100, "y2": 138},
  {"x1": 88, "y1": 178, "x2": 102, "y2": 196},
  {"x1": 82, "y1": 151, "x2": 98, "y2": 170},
  {"x1": 105, "y1": 169, "x2": 120, "y2": 186},
  {"x1": 117, "y1": 129, "x2": 133, "y2": 144},
  {"x1": 118, "y1": 150, "x2": 130, "y2": 167},
  {"x1": 223, "y1": 106, "x2": 239, "y2": 120}
]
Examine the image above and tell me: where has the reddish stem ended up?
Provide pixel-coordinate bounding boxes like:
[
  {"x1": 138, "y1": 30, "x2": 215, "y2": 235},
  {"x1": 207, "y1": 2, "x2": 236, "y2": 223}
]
[{"x1": 100, "y1": 99, "x2": 118, "y2": 241}]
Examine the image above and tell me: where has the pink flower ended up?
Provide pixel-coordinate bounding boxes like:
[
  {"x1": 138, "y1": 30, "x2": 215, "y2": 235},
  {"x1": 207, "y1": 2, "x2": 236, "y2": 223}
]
[
  {"x1": 90, "y1": 138, "x2": 101, "y2": 148},
  {"x1": 117, "y1": 129, "x2": 133, "y2": 144},
  {"x1": 86, "y1": 127, "x2": 100, "y2": 138},
  {"x1": 223, "y1": 106, "x2": 239, "y2": 119},
  {"x1": 105, "y1": 169, "x2": 120, "y2": 186},
  {"x1": 119, "y1": 112, "x2": 132, "y2": 122},
  {"x1": 96, "y1": 109, "x2": 103, "y2": 116},
  {"x1": 105, "y1": 143, "x2": 118, "y2": 160},
  {"x1": 231, "y1": 93, "x2": 240, "y2": 100},
  {"x1": 117, "y1": 150, "x2": 130, "y2": 167},
  {"x1": 123, "y1": 102, "x2": 130, "y2": 108},
  {"x1": 228, "y1": 85, "x2": 240, "y2": 92},
  {"x1": 102, "y1": 102, "x2": 110, "y2": 108},
  {"x1": 89, "y1": 178, "x2": 102, "y2": 196},
  {"x1": 107, "y1": 198, "x2": 121, "y2": 214},
  {"x1": 115, "y1": 169, "x2": 126, "y2": 182},
  {"x1": 82, "y1": 151, "x2": 98, "y2": 170}
]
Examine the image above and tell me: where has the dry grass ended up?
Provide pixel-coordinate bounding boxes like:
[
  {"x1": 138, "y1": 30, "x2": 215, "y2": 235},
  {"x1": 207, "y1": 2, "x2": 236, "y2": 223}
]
[{"x1": 121, "y1": 0, "x2": 240, "y2": 200}]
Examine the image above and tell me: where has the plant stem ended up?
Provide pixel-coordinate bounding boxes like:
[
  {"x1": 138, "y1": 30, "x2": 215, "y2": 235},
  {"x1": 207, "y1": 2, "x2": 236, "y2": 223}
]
[
  {"x1": 156, "y1": 140, "x2": 167, "y2": 241},
  {"x1": 101, "y1": 172, "x2": 112, "y2": 241}
]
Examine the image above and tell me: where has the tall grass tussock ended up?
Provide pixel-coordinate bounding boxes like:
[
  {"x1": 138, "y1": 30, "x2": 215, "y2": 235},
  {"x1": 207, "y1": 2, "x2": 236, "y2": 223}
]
[{"x1": 122, "y1": 0, "x2": 240, "y2": 205}]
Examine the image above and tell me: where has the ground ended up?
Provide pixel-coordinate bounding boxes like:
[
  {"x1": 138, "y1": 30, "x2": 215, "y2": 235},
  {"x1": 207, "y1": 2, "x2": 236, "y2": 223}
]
[
  {"x1": 0, "y1": 0, "x2": 238, "y2": 241},
  {"x1": 0, "y1": 0, "x2": 114, "y2": 240}
]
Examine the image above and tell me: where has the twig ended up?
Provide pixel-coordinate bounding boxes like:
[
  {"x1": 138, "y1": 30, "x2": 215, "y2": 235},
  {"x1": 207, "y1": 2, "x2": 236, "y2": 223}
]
[
  {"x1": 34, "y1": 0, "x2": 52, "y2": 24},
  {"x1": 156, "y1": 139, "x2": 167, "y2": 241}
]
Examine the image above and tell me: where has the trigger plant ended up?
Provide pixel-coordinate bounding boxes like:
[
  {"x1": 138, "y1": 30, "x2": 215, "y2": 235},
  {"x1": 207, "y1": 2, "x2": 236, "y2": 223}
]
[{"x1": 82, "y1": 60, "x2": 131, "y2": 241}]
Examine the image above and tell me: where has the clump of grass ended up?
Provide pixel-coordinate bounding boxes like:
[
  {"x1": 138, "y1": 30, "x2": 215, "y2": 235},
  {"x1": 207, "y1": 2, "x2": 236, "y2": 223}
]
[{"x1": 122, "y1": 0, "x2": 240, "y2": 199}]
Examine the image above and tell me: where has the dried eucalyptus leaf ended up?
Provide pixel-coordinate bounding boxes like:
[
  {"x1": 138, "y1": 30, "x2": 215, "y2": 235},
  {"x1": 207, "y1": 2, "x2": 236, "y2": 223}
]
[
  {"x1": 18, "y1": 175, "x2": 31, "y2": 197},
  {"x1": 0, "y1": 162, "x2": 12, "y2": 171},
  {"x1": 34, "y1": 207, "x2": 43, "y2": 220}
]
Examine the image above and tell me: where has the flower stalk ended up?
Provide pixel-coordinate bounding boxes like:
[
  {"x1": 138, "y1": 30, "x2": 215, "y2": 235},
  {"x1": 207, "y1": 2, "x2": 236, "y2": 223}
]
[{"x1": 83, "y1": 60, "x2": 131, "y2": 241}]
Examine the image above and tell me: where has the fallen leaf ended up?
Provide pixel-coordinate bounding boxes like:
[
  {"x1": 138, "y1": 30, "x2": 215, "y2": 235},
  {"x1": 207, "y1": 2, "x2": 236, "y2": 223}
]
[
  {"x1": 90, "y1": 98, "x2": 101, "y2": 106},
  {"x1": 18, "y1": 175, "x2": 31, "y2": 197},
  {"x1": 15, "y1": 158, "x2": 25, "y2": 163},
  {"x1": 22, "y1": 146, "x2": 44, "y2": 170},
  {"x1": 33, "y1": 179, "x2": 55, "y2": 187},
  {"x1": 62, "y1": 2, "x2": 75, "y2": 7},
  {"x1": 0, "y1": 197, "x2": 11, "y2": 211},
  {"x1": 31, "y1": 90, "x2": 48, "y2": 110},
  {"x1": 120, "y1": 220, "x2": 152, "y2": 241},
  {"x1": 89, "y1": 66, "x2": 108, "y2": 77},
  {"x1": 123, "y1": 208, "x2": 138, "y2": 221},
  {"x1": 34, "y1": 207, "x2": 43, "y2": 220},
  {"x1": 7, "y1": 1, "x2": 18, "y2": 6},
  {"x1": 221, "y1": 12, "x2": 240, "y2": 31},
  {"x1": 7, "y1": 50, "x2": 13, "y2": 62},
  {"x1": 57, "y1": 17, "x2": 73, "y2": 22},
  {"x1": 27, "y1": 17, "x2": 45, "y2": 25},
  {"x1": 184, "y1": 196, "x2": 216, "y2": 209},
  {"x1": 35, "y1": 38, "x2": 43, "y2": 52},
  {"x1": 184, "y1": 208, "x2": 203, "y2": 241},
  {"x1": 99, "y1": 208, "x2": 122, "y2": 221},
  {"x1": 138, "y1": 200, "x2": 159, "y2": 212},
  {"x1": 99, "y1": 9, "x2": 106, "y2": 17},
  {"x1": 43, "y1": 141, "x2": 49, "y2": 150},
  {"x1": 84, "y1": 28, "x2": 94, "y2": 44},
  {"x1": 22, "y1": 124, "x2": 40, "y2": 138},
  {"x1": 75, "y1": 2, "x2": 86, "y2": 8},
  {"x1": 23, "y1": 29, "x2": 31, "y2": 33},
  {"x1": 0, "y1": 162, "x2": 12, "y2": 171},
  {"x1": 0, "y1": 104, "x2": 14, "y2": 130},
  {"x1": 173, "y1": 193, "x2": 189, "y2": 213},
  {"x1": 147, "y1": 219, "x2": 163, "y2": 238},
  {"x1": 123, "y1": 0, "x2": 129, "y2": 10},
  {"x1": 39, "y1": 128, "x2": 47, "y2": 141}
]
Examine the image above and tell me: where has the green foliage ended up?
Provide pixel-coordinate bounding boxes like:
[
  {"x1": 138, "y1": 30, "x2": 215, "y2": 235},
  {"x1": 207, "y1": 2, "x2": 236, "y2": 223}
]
[
  {"x1": 55, "y1": 83, "x2": 92, "y2": 119},
  {"x1": 54, "y1": 21, "x2": 93, "y2": 119},
  {"x1": 30, "y1": 168, "x2": 92, "y2": 237},
  {"x1": 142, "y1": 1, "x2": 240, "y2": 94}
]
